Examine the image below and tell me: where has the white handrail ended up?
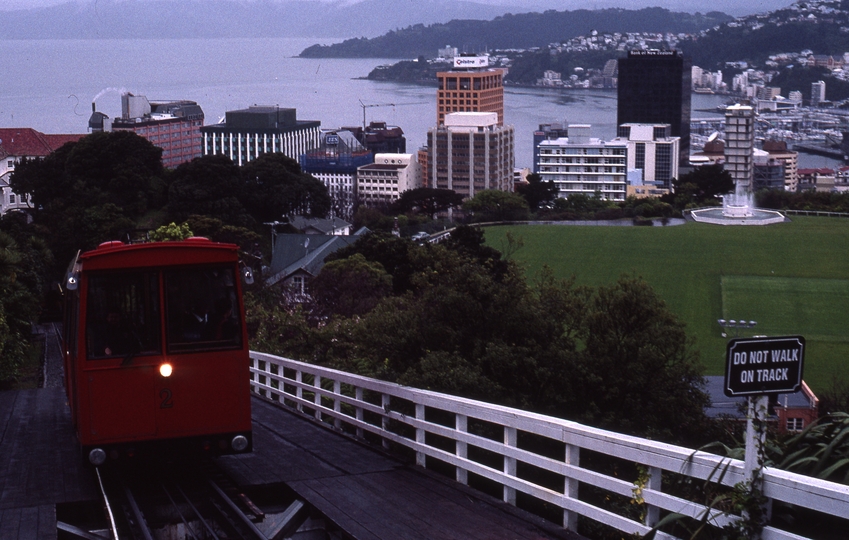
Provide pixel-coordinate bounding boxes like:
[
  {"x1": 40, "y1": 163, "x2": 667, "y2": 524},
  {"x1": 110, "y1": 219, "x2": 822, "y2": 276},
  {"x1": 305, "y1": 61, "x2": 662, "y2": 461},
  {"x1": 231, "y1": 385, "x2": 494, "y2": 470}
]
[{"x1": 249, "y1": 351, "x2": 849, "y2": 539}]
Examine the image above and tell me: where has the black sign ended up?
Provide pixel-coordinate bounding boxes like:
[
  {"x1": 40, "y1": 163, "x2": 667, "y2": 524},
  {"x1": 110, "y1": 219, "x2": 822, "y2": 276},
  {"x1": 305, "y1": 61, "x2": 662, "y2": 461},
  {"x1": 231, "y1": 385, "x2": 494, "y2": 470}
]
[{"x1": 724, "y1": 336, "x2": 805, "y2": 397}]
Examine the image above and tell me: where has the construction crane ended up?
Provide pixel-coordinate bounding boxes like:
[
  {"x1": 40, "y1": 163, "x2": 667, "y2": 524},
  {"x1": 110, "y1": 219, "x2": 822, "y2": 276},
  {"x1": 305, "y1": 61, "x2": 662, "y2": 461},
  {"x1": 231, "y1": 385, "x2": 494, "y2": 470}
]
[
  {"x1": 359, "y1": 100, "x2": 395, "y2": 130},
  {"x1": 358, "y1": 100, "x2": 429, "y2": 130}
]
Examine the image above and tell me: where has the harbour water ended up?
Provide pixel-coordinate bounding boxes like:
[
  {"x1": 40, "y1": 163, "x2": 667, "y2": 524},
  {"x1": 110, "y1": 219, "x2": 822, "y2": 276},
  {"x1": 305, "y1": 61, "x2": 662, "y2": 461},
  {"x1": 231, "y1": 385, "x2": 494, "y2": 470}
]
[{"x1": 0, "y1": 37, "x2": 839, "y2": 170}]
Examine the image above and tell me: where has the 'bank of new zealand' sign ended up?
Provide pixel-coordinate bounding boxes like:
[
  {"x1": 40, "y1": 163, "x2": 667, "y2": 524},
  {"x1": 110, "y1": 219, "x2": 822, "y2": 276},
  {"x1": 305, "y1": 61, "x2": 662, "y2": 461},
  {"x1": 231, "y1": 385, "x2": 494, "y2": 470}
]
[{"x1": 724, "y1": 336, "x2": 805, "y2": 397}]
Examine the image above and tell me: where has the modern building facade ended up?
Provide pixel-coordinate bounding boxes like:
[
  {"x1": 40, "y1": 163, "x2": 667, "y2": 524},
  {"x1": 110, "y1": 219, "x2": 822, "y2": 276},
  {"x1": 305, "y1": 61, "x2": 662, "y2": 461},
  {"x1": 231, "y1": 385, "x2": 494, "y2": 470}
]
[
  {"x1": 753, "y1": 149, "x2": 786, "y2": 191},
  {"x1": 201, "y1": 106, "x2": 320, "y2": 166},
  {"x1": 300, "y1": 130, "x2": 373, "y2": 221},
  {"x1": 426, "y1": 112, "x2": 514, "y2": 198},
  {"x1": 762, "y1": 140, "x2": 797, "y2": 191},
  {"x1": 724, "y1": 104, "x2": 755, "y2": 193},
  {"x1": 437, "y1": 56, "x2": 505, "y2": 126},
  {"x1": 89, "y1": 93, "x2": 204, "y2": 168},
  {"x1": 617, "y1": 49, "x2": 691, "y2": 168},
  {"x1": 357, "y1": 153, "x2": 420, "y2": 207},
  {"x1": 613, "y1": 123, "x2": 680, "y2": 190},
  {"x1": 532, "y1": 122, "x2": 570, "y2": 173},
  {"x1": 535, "y1": 125, "x2": 628, "y2": 201},
  {"x1": 0, "y1": 128, "x2": 85, "y2": 215}
]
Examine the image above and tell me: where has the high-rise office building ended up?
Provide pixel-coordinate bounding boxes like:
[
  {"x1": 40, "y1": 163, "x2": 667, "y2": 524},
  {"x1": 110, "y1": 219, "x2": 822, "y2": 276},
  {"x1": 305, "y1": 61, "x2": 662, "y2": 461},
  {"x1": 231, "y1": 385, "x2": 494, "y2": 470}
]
[
  {"x1": 427, "y1": 112, "x2": 514, "y2": 198},
  {"x1": 617, "y1": 50, "x2": 691, "y2": 167},
  {"x1": 437, "y1": 55, "x2": 505, "y2": 126},
  {"x1": 614, "y1": 124, "x2": 680, "y2": 191},
  {"x1": 811, "y1": 80, "x2": 826, "y2": 106}
]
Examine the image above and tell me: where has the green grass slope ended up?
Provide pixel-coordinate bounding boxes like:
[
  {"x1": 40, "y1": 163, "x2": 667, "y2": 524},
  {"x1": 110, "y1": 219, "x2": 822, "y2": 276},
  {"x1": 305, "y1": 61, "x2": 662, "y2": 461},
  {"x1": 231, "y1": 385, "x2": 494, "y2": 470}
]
[{"x1": 484, "y1": 217, "x2": 849, "y2": 394}]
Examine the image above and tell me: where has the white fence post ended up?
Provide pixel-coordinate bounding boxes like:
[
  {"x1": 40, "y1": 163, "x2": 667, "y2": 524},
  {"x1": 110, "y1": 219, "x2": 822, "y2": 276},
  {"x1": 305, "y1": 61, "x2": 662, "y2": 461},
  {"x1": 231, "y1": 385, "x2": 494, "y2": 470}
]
[
  {"x1": 564, "y1": 443, "x2": 579, "y2": 530},
  {"x1": 645, "y1": 466, "x2": 662, "y2": 528},
  {"x1": 296, "y1": 370, "x2": 303, "y2": 413},
  {"x1": 355, "y1": 387, "x2": 364, "y2": 438},
  {"x1": 456, "y1": 414, "x2": 468, "y2": 485},
  {"x1": 382, "y1": 394, "x2": 391, "y2": 450},
  {"x1": 416, "y1": 403, "x2": 426, "y2": 467},
  {"x1": 334, "y1": 380, "x2": 342, "y2": 430},
  {"x1": 314, "y1": 375, "x2": 322, "y2": 421},
  {"x1": 504, "y1": 426, "x2": 517, "y2": 506}
]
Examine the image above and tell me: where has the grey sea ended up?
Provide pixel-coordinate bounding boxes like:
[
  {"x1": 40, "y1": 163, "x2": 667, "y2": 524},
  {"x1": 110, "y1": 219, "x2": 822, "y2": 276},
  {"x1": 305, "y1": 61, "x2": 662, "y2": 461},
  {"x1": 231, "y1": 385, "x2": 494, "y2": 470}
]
[{"x1": 0, "y1": 37, "x2": 836, "y2": 169}]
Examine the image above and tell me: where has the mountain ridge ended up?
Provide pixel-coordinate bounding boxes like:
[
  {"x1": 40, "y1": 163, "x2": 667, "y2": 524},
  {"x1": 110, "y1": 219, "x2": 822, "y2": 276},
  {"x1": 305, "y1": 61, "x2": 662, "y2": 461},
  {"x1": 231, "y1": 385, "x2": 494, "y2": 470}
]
[{"x1": 0, "y1": 0, "x2": 543, "y2": 40}]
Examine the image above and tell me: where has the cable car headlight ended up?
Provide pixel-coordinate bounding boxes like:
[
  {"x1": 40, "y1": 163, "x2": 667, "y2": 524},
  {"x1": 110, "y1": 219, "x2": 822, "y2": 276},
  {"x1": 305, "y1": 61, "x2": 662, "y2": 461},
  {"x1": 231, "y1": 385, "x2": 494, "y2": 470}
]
[
  {"x1": 241, "y1": 263, "x2": 254, "y2": 285},
  {"x1": 89, "y1": 448, "x2": 106, "y2": 466},
  {"x1": 159, "y1": 363, "x2": 173, "y2": 377},
  {"x1": 231, "y1": 435, "x2": 249, "y2": 452}
]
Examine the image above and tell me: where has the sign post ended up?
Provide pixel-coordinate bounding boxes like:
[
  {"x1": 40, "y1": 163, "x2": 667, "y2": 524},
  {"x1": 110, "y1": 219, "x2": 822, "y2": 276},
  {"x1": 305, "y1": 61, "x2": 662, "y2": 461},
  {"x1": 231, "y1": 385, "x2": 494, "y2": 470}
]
[{"x1": 723, "y1": 335, "x2": 805, "y2": 535}]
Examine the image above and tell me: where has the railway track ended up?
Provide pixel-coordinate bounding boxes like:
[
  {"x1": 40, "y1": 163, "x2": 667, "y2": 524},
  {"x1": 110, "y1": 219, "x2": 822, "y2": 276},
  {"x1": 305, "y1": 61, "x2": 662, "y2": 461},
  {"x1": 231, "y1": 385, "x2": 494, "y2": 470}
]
[{"x1": 58, "y1": 460, "x2": 311, "y2": 540}]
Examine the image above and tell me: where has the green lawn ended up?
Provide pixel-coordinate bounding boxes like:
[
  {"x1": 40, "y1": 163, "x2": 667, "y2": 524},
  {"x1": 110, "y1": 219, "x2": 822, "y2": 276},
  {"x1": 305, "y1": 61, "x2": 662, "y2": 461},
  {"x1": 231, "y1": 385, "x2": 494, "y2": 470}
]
[{"x1": 483, "y1": 217, "x2": 849, "y2": 394}]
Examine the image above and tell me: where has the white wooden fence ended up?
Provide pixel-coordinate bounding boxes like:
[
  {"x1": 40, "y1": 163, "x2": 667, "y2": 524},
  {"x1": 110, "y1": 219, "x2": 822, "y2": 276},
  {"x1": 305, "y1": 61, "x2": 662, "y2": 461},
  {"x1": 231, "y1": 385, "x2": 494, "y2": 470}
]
[{"x1": 249, "y1": 351, "x2": 849, "y2": 539}]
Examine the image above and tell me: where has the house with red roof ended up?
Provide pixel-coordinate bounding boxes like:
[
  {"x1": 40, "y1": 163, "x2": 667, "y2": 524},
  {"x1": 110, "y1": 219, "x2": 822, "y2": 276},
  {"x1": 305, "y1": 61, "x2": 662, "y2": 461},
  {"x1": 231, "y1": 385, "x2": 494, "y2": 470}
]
[
  {"x1": 0, "y1": 128, "x2": 85, "y2": 215},
  {"x1": 796, "y1": 167, "x2": 836, "y2": 192}
]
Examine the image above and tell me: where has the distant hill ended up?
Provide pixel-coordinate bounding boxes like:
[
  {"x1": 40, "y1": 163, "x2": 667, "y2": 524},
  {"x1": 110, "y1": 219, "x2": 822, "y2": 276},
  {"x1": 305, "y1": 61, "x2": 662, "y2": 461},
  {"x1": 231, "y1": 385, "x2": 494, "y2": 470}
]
[
  {"x1": 0, "y1": 0, "x2": 546, "y2": 40},
  {"x1": 680, "y1": 21, "x2": 849, "y2": 69},
  {"x1": 299, "y1": 8, "x2": 734, "y2": 58}
]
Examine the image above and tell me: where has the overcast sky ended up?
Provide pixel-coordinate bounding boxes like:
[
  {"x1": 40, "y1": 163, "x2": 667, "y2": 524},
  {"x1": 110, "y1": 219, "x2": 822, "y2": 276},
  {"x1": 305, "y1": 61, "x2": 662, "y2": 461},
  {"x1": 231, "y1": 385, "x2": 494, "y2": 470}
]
[{"x1": 0, "y1": 0, "x2": 796, "y2": 17}]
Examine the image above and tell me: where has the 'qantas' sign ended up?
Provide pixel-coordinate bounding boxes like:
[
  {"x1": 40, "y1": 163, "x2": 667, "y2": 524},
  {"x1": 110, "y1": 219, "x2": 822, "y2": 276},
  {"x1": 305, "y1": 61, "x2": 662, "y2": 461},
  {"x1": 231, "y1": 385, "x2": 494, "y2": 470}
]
[{"x1": 724, "y1": 336, "x2": 805, "y2": 397}]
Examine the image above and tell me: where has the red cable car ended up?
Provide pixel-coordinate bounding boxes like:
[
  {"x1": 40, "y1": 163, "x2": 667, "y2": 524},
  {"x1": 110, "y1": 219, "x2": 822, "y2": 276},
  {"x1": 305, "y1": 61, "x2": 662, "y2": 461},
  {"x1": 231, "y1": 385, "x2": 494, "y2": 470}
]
[{"x1": 62, "y1": 238, "x2": 253, "y2": 465}]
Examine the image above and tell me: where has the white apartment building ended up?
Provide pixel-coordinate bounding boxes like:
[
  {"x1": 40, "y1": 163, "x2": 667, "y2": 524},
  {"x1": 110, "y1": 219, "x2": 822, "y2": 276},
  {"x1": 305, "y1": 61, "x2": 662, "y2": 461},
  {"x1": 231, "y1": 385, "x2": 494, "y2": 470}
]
[
  {"x1": 535, "y1": 125, "x2": 628, "y2": 201},
  {"x1": 357, "y1": 153, "x2": 421, "y2": 206}
]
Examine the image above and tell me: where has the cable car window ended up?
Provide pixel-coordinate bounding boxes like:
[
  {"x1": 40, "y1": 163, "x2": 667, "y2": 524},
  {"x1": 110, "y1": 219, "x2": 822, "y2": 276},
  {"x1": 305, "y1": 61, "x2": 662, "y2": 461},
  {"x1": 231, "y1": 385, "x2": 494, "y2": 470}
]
[
  {"x1": 165, "y1": 265, "x2": 242, "y2": 353},
  {"x1": 86, "y1": 272, "x2": 161, "y2": 360}
]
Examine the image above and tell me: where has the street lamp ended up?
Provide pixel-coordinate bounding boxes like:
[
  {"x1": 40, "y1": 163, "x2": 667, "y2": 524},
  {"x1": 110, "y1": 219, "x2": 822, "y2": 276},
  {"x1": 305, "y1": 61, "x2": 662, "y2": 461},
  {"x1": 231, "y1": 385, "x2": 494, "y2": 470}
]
[{"x1": 717, "y1": 318, "x2": 757, "y2": 338}]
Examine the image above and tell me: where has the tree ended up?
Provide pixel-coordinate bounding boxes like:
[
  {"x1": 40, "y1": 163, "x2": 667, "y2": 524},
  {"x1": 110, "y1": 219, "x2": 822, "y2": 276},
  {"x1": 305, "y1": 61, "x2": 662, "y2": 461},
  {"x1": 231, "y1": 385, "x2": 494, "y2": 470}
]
[
  {"x1": 552, "y1": 192, "x2": 615, "y2": 214},
  {"x1": 568, "y1": 276, "x2": 709, "y2": 442},
  {"x1": 252, "y1": 230, "x2": 710, "y2": 445},
  {"x1": 0, "y1": 229, "x2": 44, "y2": 383},
  {"x1": 307, "y1": 253, "x2": 393, "y2": 320},
  {"x1": 150, "y1": 222, "x2": 193, "y2": 242},
  {"x1": 516, "y1": 173, "x2": 558, "y2": 211},
  {"x1": 463, "y1": 190, "x2": 530, "y2": 222},
  {"x1": 668, "y1": 163, "x2": 734, "y2": 209},
  {"x1": 167, "y1": 154, "x2": 253, "y2": 228},
  {"x1": 184, "y1": 215, "x2": 261, "y2": 254},
  {"x1": 10, "y1": 131, "x2": 166, "y2": 270},
  {"x1": 392, "y1": 187, "x2": 465, "y2": 219},
  {"x1": 239, "y1": 153, "x2": 331, "y2": 223}
]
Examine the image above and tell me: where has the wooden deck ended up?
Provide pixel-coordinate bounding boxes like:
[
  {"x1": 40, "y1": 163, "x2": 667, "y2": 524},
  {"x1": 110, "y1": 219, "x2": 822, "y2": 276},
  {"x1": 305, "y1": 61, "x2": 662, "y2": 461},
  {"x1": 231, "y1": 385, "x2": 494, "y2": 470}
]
[
  {"x1": 0, "y1": 388, "x2": 98, "y2": 539},
  {"x1": 219, "y1": 397, "x2": 582, "y2": 540}
]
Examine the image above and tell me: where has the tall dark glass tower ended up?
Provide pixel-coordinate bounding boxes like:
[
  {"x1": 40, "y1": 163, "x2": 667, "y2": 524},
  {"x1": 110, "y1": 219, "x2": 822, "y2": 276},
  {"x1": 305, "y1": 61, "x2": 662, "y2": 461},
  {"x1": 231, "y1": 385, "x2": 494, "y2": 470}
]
[{"x1": 617, "y1": 50, "x2": 691, "y2": 169}]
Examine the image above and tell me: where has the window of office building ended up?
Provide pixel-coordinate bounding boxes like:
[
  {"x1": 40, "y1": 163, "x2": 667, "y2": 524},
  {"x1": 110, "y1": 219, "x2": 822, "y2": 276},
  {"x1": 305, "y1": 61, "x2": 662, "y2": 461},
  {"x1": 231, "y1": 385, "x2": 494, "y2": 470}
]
[
  {"x1": 635, "y1": 143, "x2": 646, "y2": 172},
  {"x1": 655, "y1": 144, "x2": 672, "y2": 184}
]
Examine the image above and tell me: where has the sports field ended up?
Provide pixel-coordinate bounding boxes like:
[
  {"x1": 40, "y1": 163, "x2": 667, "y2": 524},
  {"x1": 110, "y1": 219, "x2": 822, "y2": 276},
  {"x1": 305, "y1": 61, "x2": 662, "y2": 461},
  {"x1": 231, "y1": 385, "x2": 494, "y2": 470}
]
[{"x1": 483, "y1": 216, "x2": 849, "y2": 394}]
